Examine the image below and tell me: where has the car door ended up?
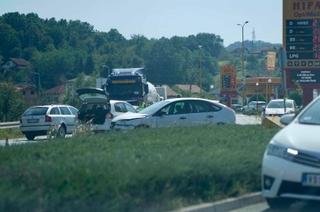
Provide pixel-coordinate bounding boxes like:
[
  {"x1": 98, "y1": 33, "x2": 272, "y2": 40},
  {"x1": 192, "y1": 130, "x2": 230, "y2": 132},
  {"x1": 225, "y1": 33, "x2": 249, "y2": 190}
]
[
  {"x1": 59, "y1": 106, "x2": 76, "y2": 133},
  {"x1": 49, "y1": 106, "x2": 62, "y2": 127},
  {"x1": 154, "y1": 100, "x2": 191, "y2": 128},
  {"x1": 124, "y1": 102, "x2": 137, "y2": 113},
  {"x1": 113, "y1": 102, "x2": 128, "y2": 117},
  {"x1": 188, "y1": 100, "x2": 222, "y2": 125}
]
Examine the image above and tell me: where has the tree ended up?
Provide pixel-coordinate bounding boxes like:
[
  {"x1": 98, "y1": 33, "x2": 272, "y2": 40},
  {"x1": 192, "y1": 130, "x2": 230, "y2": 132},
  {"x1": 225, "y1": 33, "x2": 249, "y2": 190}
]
[
  {"x1": 0, "y1": 83, "x2": 26, "y2": 121},
  {"x1": 0, "y1": 21, "x2": 21, "y2": 59}
]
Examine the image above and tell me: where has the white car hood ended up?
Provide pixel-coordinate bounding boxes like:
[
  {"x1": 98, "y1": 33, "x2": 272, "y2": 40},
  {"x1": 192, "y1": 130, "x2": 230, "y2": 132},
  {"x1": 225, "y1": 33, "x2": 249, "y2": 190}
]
[
  {"x1": 112, "y1": 112, "x2": 147, "y2": 122},
  {"x1": 273, "y1": 122, "x2": 320, "y2": 151},
  {"x1": 265, "y1": 108, "x2": 294, "y2": 115}
]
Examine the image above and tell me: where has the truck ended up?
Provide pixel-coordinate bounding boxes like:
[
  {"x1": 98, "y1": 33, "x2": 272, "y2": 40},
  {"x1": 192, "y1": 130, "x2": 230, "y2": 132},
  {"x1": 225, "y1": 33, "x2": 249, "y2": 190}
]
[
  {"x1": 155, "y1": 86, "x2": 167, "y2": 100},
  {"x1": 102, "y1": 68, "x2": 160, "y2": 106}
]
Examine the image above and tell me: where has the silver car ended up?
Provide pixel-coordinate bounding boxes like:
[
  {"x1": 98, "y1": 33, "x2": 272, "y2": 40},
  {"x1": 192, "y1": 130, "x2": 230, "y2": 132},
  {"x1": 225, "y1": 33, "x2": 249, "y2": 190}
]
[
  {"x1": 20, "y1": 104, "x2": 78, "y2": 140},
  {"x1": 112, "y1": 98, "x2": 236, "y2": 130}
]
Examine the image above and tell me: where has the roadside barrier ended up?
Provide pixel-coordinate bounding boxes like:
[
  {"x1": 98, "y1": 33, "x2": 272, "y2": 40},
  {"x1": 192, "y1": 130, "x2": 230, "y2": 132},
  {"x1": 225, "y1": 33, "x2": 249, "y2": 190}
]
[
  {"x1": 0, "y1": 121, "x2": 20, "y2": 129},
  {"x1": 261, "y1": 116, "x2": 283, "y2": 128}
]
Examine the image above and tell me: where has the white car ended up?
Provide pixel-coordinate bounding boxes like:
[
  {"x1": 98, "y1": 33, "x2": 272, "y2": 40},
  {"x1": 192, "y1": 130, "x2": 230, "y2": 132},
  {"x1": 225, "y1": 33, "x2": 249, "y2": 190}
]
[
  {"x1": 263, "y1": 98, "x2": 296, "y2": 117},
  {"x1": 76, "y1": 88, "x2": 136, "y2": 131},
  {"x1": 110, "y1": 100, "x2": 137, "y2": 118},
  {"x1": 241, "y1": 101, "x2": 266, "y2": 115},
  {"x1": 262, "y1": 96, "x2": 320, "y2": 209},
  {"x1": 111, "y1": 98, "x2": 236, "y2": 129},
  {"x1": 20, "y1": 104, "x2": 78, "y2": 140}
]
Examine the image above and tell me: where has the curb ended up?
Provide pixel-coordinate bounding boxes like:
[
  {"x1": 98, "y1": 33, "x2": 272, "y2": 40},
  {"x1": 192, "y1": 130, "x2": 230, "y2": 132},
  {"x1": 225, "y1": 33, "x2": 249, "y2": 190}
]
[{"x1": 174, "y1": 192, "x2": 264, "y2": 212}]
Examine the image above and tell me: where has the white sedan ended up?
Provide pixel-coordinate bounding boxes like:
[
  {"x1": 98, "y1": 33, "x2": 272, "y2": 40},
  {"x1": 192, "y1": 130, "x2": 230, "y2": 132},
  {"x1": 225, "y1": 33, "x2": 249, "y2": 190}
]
[
  {"x1": 262, "y1": 95, "x2": 320, "y2": 209},
  {"x1": 111, "y1": 98, "x2": 236, "y2": 129}
]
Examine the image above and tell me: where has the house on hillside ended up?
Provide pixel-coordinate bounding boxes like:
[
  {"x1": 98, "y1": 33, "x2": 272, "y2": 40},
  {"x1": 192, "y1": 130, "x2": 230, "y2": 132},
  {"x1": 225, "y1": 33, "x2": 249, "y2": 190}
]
[
  {"x1": 162, "y1": 85, "x2": 178, "y2": 99},
  {"x1": 43, "y1": 84, "x2": 66, "y2": 104},
  {"x1": 15, "y1": 84, "x2": 39, "y2": 106},
  {"x1": 42, "y1": 75, "x2": 93, "y2": 104},
  {"x1": 175, "y1": 84, "x2": 202, "y2": 94},
  {"x1": 2, "y1": 58, "x2": 30, "y2": 70}
]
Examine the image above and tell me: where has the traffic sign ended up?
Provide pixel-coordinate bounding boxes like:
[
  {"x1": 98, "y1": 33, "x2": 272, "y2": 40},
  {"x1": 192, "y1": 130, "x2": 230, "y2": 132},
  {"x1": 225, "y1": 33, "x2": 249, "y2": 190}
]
[{"x1": 283, "y1": 0, "x2": 320, "y2": 86}]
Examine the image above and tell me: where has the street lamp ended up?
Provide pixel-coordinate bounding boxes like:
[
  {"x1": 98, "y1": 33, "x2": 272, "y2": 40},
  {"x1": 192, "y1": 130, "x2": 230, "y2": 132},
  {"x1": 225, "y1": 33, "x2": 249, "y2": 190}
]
[
  {"x1": 237, "y1": 21, "x2": 249, "y2": 105},
  {"x1": 266, "y1": 78, "x2": 272, "y2": 102},
  {"x1": 198, "y1": 45, "x2": 202, "y2": 93},
  {"x1": 32, "y1": 72, "x2": 41, "y2": 94},
  {"x1": 256, "y1": 82, "x2": 259, "y2": 117}
]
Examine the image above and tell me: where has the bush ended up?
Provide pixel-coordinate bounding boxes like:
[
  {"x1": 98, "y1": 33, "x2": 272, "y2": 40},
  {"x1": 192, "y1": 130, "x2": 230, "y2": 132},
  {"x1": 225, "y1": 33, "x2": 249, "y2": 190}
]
[{"x1": 0, "y1": 125, "x2": 278, "y2": 211}]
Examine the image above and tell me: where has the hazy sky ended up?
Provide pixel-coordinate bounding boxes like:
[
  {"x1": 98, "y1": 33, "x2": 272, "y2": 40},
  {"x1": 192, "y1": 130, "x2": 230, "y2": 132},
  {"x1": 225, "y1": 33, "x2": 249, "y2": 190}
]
[{"x1": 0, "y1": 0, "x2": 282, "y2": 46}]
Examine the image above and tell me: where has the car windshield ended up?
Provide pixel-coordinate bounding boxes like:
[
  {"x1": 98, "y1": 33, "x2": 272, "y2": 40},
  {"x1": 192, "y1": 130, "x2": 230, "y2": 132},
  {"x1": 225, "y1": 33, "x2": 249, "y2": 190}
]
[
  {"x1": 23, "y1": 107, "x2": 48, "y2": 116},
  {"x1": 298, "y1": 98, "x2": 320, "y2": 125},
  {"x1": 267, "y1": 101, "x2": 293, "y2": 109},
  {"x1": 139, "y1": 100, "x2": 170, "y2": 115}
]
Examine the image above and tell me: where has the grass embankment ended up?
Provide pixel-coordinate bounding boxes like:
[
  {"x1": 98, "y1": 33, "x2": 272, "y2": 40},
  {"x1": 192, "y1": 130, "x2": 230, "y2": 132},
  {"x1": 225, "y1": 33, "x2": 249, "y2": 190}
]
[
  {"x1": 0, "y1": 128, "x2": 23, "y2": 140},
  {"x1": 0, "y1": 125, "x2": 278, "y2": 212}
]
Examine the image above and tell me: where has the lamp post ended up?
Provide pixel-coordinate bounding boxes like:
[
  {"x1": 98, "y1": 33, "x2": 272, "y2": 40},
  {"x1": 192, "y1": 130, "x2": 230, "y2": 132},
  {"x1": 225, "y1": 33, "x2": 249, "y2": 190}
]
[
  {"x1": 237, "y1": 21, "x2": 249, "y2": 106},
  {"x1": 198, "y1": 45, "x2": 202, "y2": 94},
  {"x1": 32, "y1": 72, "x2": 41, "y2": 94},
  {"x1": 256, "y1": 82, "x2": 259, "y2": 117},
  {"x1": 266, "y1": 78, "x2": 272, "y2": 103}
]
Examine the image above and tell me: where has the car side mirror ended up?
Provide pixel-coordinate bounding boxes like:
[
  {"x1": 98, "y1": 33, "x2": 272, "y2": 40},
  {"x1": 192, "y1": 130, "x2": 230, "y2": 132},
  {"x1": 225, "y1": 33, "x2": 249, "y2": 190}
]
[{"x1": 280, "y1": 113, "x2": 295, "y2": 126}]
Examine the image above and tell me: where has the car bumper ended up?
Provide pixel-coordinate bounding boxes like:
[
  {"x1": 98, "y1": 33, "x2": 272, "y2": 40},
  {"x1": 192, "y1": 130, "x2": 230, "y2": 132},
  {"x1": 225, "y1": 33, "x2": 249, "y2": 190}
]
[
  {"x1": 262, "y1": 153, "x2": 320, "y2": 201},
  {"x1": 111, "y1": 122, "x2": 136, "y2": 130},
  {"x1": 20, "y1": 125, "x2": 50, "y2": 133},
  {"x1": 91, "y1": 123, "x2": 111, "y2": 131}
]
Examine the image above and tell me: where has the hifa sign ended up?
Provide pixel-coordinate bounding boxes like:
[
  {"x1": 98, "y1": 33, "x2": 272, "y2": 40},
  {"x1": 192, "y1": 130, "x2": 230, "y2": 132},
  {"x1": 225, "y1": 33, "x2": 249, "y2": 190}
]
[{"x1": 284, "y1": 0, "x2": 320, "y2": 85}]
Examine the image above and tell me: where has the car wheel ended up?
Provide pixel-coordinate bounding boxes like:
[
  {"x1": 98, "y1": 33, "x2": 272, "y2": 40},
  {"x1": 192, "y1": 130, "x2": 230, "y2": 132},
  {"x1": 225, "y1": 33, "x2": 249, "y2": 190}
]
[
  {"x1": 266, "y1": 197, "x2": 294, "y2": 209},
  {"x1": 57, "y1": 126, "x2": 66, "y2": 138},
  {"x1": 25, "y1": 133, "x2": 35, "y2": 140}
]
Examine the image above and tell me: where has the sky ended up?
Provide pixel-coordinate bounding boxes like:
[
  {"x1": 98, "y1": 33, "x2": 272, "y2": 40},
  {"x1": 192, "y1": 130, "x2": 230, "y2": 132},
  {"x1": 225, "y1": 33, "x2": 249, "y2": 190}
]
[{"x1": 0, "y1": 0, "x2": 282, "y2": 46}]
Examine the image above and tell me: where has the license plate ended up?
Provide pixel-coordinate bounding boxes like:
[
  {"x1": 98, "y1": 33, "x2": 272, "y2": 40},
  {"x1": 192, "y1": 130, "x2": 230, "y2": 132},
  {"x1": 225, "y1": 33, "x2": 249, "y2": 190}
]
[
  {"x1": 27, "y1": 119, "x2": 39, "y2": 123},
  {"x1": 302, "y1": 173, "x2": 320, "y2": 187}
]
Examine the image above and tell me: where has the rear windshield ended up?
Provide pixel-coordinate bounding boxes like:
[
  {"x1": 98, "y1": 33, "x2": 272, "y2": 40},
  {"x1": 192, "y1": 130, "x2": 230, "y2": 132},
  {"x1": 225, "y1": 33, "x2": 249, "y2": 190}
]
[
  {"x1": 267, "y1": 101, "x2": 293, "y2": 109},
  {"x1": 23, "y1": 107, "x2": 48, "y2": 116}
]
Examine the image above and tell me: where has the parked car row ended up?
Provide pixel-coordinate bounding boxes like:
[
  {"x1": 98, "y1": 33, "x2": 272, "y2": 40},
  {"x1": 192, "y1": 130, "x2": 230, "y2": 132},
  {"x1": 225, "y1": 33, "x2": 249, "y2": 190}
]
[
  {"x1": 238, "y1": 98, "x2": 297, "y2": 119},
  {"x1": 20, "y1": 88, "x2": 236, "y2": 140}
]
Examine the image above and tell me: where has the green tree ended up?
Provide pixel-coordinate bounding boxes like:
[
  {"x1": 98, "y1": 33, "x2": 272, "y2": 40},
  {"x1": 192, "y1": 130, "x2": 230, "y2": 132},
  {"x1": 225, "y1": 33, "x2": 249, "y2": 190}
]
[
  {"x1": 0, "y1": 83, "x2": 27, "y2": 121},
  {"x1": 0, "y1": 21, "x2": 21, "y2": 59}
]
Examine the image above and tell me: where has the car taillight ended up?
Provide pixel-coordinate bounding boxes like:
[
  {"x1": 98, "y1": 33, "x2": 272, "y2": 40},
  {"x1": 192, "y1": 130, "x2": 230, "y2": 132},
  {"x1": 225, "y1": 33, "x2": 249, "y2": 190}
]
[
  {"x1": 45, "y1": 115, "x2": 52, "y2": 122},
  {"x1": 106, "y1": 113, "x2": 114, "y2": 120}
]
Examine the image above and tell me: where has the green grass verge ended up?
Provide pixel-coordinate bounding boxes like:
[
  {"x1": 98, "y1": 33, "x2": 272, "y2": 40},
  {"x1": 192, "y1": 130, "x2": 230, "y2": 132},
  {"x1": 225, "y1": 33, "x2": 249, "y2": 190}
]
[
  {"x1": 0, "y1": 125, "x2": 278, "y2": 212},
  {"x1": 0, "y1": 128, "x2": 23, "y2": 140}
]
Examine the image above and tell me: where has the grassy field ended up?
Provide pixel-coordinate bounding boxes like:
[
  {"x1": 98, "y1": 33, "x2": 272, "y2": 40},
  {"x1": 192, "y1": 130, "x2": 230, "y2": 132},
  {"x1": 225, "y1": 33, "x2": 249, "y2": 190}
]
[
  {"x1": 0, "y1": 128, "x2": 23, "y2": 140},
  {"x1": 0, "y1": 125, "x2": 279, "y2": 212}
]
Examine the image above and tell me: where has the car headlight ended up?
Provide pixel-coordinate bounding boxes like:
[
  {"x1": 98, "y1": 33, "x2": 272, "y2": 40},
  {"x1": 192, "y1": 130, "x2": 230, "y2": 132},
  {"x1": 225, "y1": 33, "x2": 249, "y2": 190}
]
[{"x1": 267, "y1": 143, "x2": 298, "y2": 161}]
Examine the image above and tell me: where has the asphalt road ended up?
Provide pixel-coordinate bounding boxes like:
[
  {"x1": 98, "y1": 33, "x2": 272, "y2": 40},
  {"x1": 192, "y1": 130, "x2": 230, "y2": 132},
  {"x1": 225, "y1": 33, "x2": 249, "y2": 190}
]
[
  {"x1": 231, "y1": 200, "x2": 320, "y2": 212},
  {"x1": 236, "y1": 114, "x2": 261, "y2": 125}
]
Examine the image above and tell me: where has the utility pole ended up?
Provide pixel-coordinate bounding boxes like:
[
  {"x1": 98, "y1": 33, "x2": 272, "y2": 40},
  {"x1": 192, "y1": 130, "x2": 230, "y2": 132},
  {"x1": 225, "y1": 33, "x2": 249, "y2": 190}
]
[
  {"x1": 237, "y1": 21, "x2": 249, "y2": 105},
  {"x1": 198, "y1": 45, "x2": 202, "y2": 94}
]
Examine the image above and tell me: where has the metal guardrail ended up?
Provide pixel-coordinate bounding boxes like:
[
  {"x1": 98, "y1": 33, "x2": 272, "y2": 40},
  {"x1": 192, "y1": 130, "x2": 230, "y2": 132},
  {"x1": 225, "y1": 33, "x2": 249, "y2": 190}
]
[{"x1": 0, "y1": 121, "x2": 20, "y2": 129}]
